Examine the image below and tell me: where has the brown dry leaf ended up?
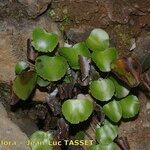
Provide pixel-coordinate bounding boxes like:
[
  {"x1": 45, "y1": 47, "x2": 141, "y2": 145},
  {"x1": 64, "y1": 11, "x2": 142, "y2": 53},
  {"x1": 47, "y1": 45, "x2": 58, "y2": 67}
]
[
  {"x1": 116, "y1": 136, "x2": 130, "y2": 150},
  {"x1": 27, "y1": 39, "x2": 38, "y2": 62},
  {"x1": 56, "y1": 118, "x2": 69, "y2": 140},
  {"x1": 111, "y1": 57, "x2": 142, "y2": 87},
  {"x1": 79, "y1": 55, "x2": 91, "y2": 86}
]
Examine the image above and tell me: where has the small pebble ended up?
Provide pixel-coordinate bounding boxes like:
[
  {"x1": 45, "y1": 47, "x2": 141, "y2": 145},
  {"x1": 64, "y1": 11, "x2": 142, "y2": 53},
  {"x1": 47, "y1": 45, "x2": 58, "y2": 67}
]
[
  {"x1": 146, "y1": 102, "x2": 150, "y2": 110},
  {"x1": 130, "y1": 38, "x2": 136, "y2": 51}
]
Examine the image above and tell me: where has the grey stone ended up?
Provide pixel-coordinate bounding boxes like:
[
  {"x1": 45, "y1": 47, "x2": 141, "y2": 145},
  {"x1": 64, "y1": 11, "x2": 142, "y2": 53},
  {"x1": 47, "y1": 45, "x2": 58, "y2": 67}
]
[
  {"x1": 65, "y1": 25, "x2": 93, "y2": 43},
  {"x1": 132, "y1": 35, "x2": 150, "y2": 71},
  {"x1": 106, "y1": 0, "x2": 133, "y2": 24},
  {"x1": 18, "y1": 0, "x2": 52, "y2": 18},
  {"x1": 130, "y1": 38, "x2": 136, "y2": 51},
  {"x1": 0, "y1": 103, "x2": 31, "y2": 150}
]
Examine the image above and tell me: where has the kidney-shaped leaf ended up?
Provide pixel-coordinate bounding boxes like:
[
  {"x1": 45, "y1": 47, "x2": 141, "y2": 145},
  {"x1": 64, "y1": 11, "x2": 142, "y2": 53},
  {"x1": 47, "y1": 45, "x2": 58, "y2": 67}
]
[
  {"x1": 110, "y1": 77, "x2": 130, "y2": 98},
  {"x1": 62, "y1": 99, "x2": 93, "y2": 124},
  {"x1": 59, "y1": 42, "x2": 90, "y2": 69},
  {"x1": 32, "y1": 28, "x2": 58, "y2": 52},
  {"x1": 88, "y1": 142, "x2": 118, "y2": 150},
  {"x1": 15, "y1": 61, "x2": 29, "y2": 75},
  {"x1": 12, "y1": 71, "x2": 37, "y2": 100},
  {"x1": 119, "y1": 95, "x2": 140, "y2": 118},
  {"x1": 89, "y1": 79, "x2": 115, "y2": 101},
  {"x1": 35, "y1": 55, "x2": 68, "y2": 81},
  {"x1": 96, "y1": 120, "x2": 118, "y2": 144},
  {"x1": 103, "y1": 100, "x2": 122, "y2": 122},
  {"x1": 30, "y1": 131, "x2": 53, "y2": 150},
  {"x1": 92, "y1": 48, "x2": 117, "y2": 72},
  {"x1": 86, "y1": 28, "x2": 109, "y2": 51}
]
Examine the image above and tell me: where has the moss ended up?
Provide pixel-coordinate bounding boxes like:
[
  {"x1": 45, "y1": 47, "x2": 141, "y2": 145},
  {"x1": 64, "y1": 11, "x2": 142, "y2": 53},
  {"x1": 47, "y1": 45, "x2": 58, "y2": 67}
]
[
  {"x1": 48, "y1": 8, "x2": 70, "y2": 32},
  {"x1": 59, "y1": 15, "x2": 70, "y2": 32},
  {"x1": 48, "y1": 8, "x2": 68, "y2": 22},
  {"x1": 114, "y1": 25, "x2": 132, "y2": 46},
  {"x1": 48, "y1": 10, "x2": 56, "y2": 17}
]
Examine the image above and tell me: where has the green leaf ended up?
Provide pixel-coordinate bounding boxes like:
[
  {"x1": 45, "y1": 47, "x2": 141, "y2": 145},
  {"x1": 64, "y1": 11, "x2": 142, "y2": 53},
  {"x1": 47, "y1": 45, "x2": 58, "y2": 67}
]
[
  {"x1": 15, "y1": 61, "x2": 29, "y2": 75},
  {"x1": 35, "y1": 55, "x2": 68, "y2": 81},
  {"x1": 104, "y1": 120, "x2": 118, "y2": 133},
  {"x1": 32, "y1": 27, "x2": 58, "y2": 53},
  {"x1": 89, "y1": 79, "x2": 115, "y2": 101},
  {"x1": 103, "y1": 100, "x2": 122, "y2": 122},
  {"x1": 96, "y1": 120, "x2": 118, "y2": 144},
  {"x1": 110, "y1": 77, "x2": 130, "y2": 98},
  {"x1": 30, "y1": 131, "x2": 53, "y2": 150},
  {"x1": 62, "y1": 98, "x2": 93, "y2": 124},
  {"x1": 92, "y1": 48, "x2": 117, "y2": 72},
  {"x1": 86, "y1": 28, "x2": 109, "y2": 51},
  {"x1": 88, "y1": 142, "x2": 118, "y2": 150},
  {"x1": 12, "y1": 71, "x2": 37, "y2": 100},
  {"x1": 88, "y1": 145, "x2": 100, "y2": 150},
  {"x1": 59, "y1": 42, "x2": 91, "y2": 69},
  {"x1": 99, "y1": 143, "x2": 118, "y2": 150},
  {"x1": 37, "y1": 76, "x2": 50, "y2": 87},
  {"x1": 119, "y1": 95, "x2": 140, "y2": 118}
]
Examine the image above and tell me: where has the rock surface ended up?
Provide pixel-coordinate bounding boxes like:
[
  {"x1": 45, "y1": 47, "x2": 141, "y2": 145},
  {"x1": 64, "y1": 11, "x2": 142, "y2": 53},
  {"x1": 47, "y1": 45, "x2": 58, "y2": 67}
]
[
  {"x1": 132, "y1": 35, "x2": 150, "y2": 72},
  {"x1": 0, "y1": 0, "x2": 51, "y2": 19},
  {"x1": 18, "y1": 0, "x2": 52, "y2": 18},
  {"x1": 0, "y1": 102, "x2": 31, "y2": 150},
  {"x1": 50, "y1": 0, "x2": 148, "y2": 27}
]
